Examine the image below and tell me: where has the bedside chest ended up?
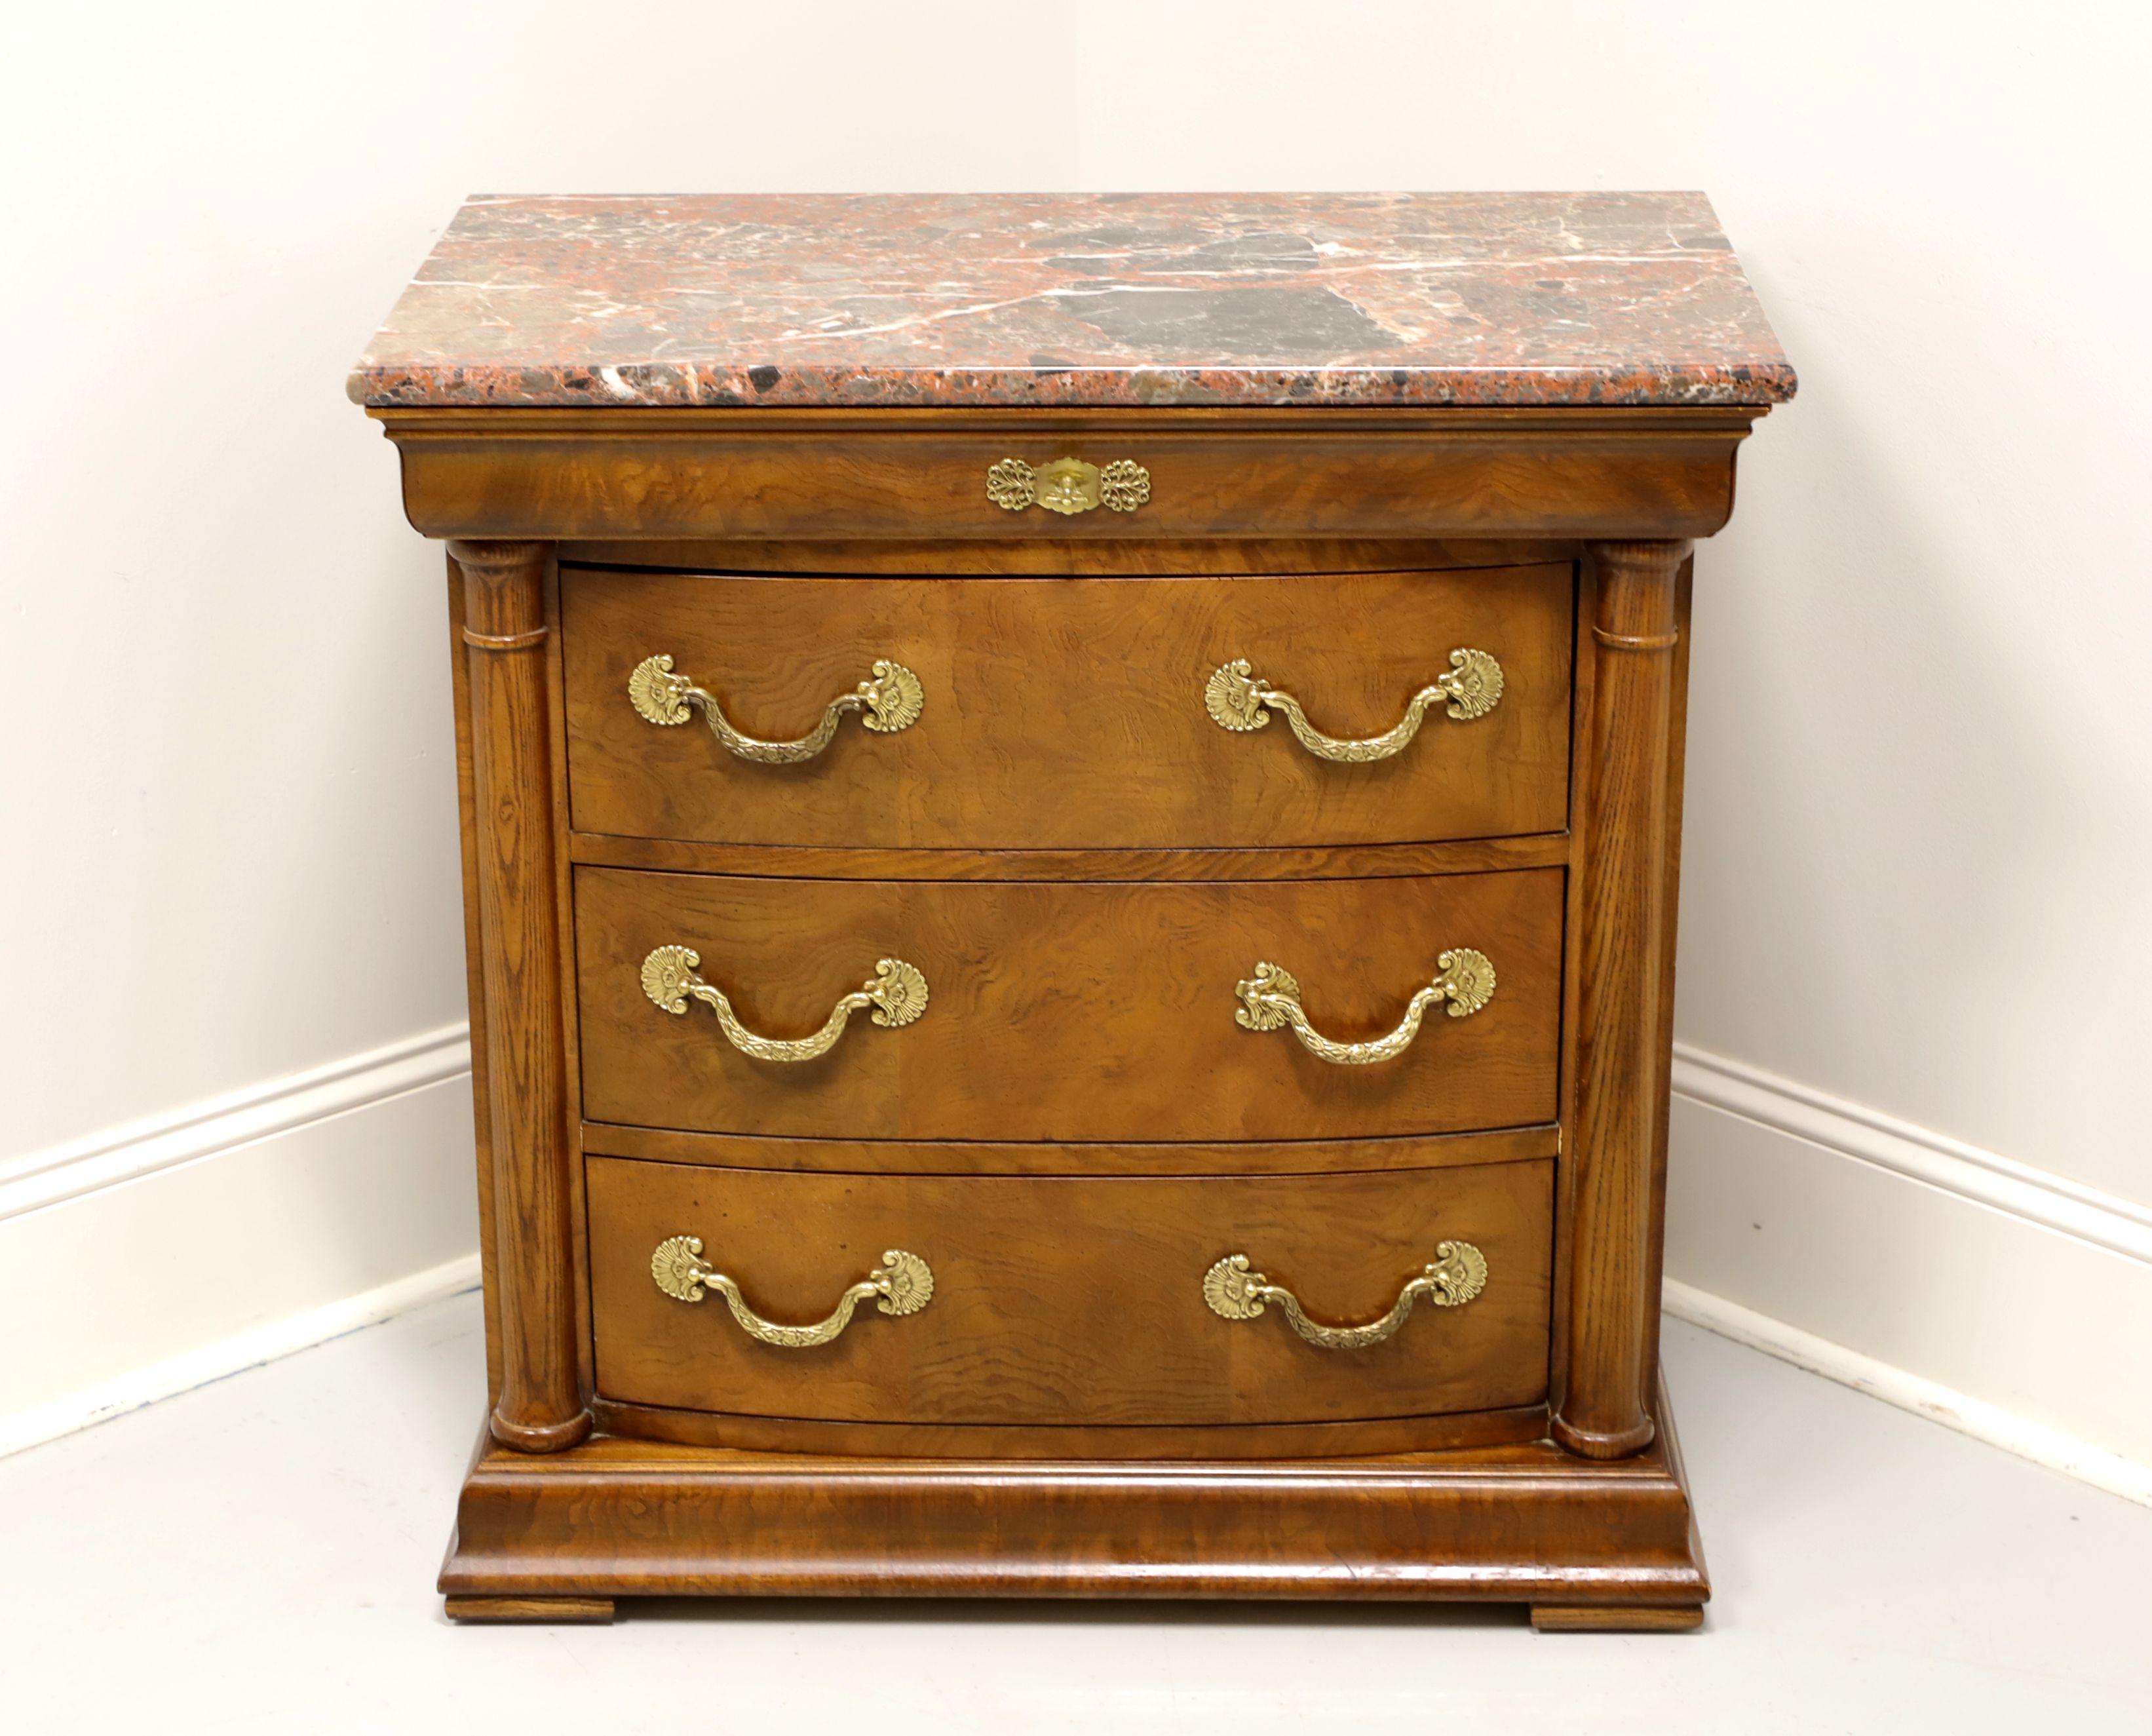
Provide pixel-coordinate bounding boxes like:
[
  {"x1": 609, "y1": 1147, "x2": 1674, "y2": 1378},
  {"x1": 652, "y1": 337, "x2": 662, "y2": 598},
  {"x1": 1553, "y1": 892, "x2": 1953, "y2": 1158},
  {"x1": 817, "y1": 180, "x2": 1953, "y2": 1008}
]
[{"x1": 351, "y1": 192, "x2": 1794, "y2": 1630}]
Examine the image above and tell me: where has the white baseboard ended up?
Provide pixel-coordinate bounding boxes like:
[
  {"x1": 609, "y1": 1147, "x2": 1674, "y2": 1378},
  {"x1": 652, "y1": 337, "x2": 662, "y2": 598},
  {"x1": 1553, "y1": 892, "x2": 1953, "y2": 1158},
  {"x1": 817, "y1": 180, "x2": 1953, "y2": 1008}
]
[
  {"x1": 0, "y1": 1028, "x2": 482, "y2": 1459},
  {"x1": 0, "y1": 1254, "x2": 480, "y2": 1460},
  {"x1": 1672, "y1": 1043, "x2": 2152, "y2": 1265},
  {"x1": 1667, "y1": 1042, "x2": 2152, "y2": 1496},
  {"x1": 1664, "y1": 1279, "x2": 2152, "y2": 1509},
  {"x1": 0, "y1": 1024, "x2": 472, "y2": 1224}
]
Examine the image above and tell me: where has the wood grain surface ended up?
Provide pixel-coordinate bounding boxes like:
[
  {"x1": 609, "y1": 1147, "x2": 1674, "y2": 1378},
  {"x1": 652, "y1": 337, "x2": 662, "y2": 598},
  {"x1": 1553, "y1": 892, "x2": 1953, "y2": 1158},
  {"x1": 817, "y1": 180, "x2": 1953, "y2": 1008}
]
[
  {"x1": 573, "y1": 865, "x2": 1563, "y2": 1141},
  {"x1": 581, "y1": 1123, "x2": 1556, "y2": 1178},
  {"x1": 558, "y1": 535, "x2": 1580, "y2": 575},
  {"x1": 586, "y1": 1397, "x2": 1550, "y2": 1461},
  {"x1": 377, "y1": 405, "x2": 1756, "y2": 541},
  {"x1": 453, "y1": 539, "x2": 588, "y2": 1452},
  {"x1": 561, "y1": 562, "x2": 1572, "y2": 849},
  {"x1": 566, "y1": 832, "x2": 1569, "y2": 882},
  {"x1": 1554, "y1": 539, "x2": 1687, "y2": 1459},
  {"x1": 445, "y1": 558, "x2": 505, "y2": 1404},
  {"x1": 586, "y1": 1154, "x2": 1552, "y2": 1427},
  {"x1": 436, "y1": 1374, "x2": 1710, "y2": 1621},
  {"x1": 395, "y1": 381, "x2": 1767, "y2": 1619}
]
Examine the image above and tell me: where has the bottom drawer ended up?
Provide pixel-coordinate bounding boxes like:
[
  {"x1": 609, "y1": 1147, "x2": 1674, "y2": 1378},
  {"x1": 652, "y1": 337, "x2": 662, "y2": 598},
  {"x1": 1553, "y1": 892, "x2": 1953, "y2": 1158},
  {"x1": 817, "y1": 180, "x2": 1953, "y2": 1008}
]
[{"x1": 588, "y1": 1153, "x2": 1552, "y2": 1429}]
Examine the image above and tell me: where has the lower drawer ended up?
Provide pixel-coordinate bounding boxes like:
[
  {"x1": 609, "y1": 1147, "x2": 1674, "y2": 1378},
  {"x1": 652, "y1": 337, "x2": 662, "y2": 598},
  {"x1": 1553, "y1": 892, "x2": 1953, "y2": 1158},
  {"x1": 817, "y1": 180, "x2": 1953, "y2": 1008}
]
[{"x1": 587, "y1": 1153, "x2": 1553, "y2": 1428}]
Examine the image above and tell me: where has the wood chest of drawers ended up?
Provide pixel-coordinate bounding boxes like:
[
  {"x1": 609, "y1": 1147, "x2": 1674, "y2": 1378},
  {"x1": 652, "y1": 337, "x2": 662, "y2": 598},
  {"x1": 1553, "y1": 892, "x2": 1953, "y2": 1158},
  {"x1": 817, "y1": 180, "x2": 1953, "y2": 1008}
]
[{"x1": 353, "y1": 193, "x2": 1793, "y2": 1629}]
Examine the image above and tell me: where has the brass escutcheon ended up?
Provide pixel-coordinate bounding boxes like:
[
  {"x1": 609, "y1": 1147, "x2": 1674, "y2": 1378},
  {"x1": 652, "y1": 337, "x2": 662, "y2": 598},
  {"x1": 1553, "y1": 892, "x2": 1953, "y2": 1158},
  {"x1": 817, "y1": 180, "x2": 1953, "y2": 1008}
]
[{"x1": 986, "y1": 456, "x2": 1150, "y2": 514}]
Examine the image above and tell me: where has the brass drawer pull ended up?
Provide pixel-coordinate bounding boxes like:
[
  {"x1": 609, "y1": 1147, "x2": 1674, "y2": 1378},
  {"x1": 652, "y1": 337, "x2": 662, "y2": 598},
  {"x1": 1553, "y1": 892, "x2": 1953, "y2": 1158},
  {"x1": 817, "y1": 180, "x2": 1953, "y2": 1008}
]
[
  {"x1": 628, "y1": 652, "x2": 923, "y2": 763},
  {"x1": 986, "y1": 456, "x2": 1151, "y2": 515},
  {"x1": 651, "y1": 1235, "x2": 934, "y2": 1348},
  {"x1": 1204, "y1": 649, "x2": 1503, "y2": 761},
  {"x1": 1235, "y1": 949, "x2": 1494, "y2": 1066},
  {"x1": 1202, "y1": 1242, "x2": 1488, "y2": 1350},
  {"x1": 641, "y1": 945, "x2": 928, "y2": 1063}
]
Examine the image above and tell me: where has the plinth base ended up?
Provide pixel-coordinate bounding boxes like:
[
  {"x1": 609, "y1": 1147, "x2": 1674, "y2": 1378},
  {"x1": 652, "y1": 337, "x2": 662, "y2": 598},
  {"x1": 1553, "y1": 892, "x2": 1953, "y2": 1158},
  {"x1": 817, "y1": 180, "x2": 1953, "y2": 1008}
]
[{"x1": 442, "y1": 1376, "x2": 1708, "y2": 1631}]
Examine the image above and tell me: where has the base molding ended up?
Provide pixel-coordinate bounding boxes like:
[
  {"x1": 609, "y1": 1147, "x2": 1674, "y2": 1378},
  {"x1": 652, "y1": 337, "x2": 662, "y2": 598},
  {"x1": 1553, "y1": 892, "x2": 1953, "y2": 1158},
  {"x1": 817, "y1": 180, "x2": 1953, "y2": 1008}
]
[{"x1": 440, "y1": 1378, "x2": 1707, "y2": 1620}]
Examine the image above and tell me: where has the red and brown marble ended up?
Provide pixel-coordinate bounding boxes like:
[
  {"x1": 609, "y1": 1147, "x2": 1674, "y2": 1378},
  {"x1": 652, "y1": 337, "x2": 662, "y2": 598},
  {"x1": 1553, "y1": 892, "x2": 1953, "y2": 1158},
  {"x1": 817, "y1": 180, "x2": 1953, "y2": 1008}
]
[{"x1": 350, "y1": 192, "x2": 1796, "y2": 411}]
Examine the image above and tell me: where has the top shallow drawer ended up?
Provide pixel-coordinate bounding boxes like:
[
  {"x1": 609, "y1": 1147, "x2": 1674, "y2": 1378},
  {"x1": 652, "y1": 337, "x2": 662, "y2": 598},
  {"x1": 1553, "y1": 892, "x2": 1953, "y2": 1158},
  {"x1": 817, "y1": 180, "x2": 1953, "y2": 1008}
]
[
  {"x1": 381, "y1": 409, "x2": 1756, "y2": 541},
  {"x1": 562, "y1": 564, "x2": 1572, "y2": 850}
]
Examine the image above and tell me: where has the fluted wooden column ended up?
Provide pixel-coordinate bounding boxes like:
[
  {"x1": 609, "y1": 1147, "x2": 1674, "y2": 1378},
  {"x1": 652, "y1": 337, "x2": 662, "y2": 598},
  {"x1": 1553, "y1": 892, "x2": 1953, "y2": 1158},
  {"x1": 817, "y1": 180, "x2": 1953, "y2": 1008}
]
[
  {"x1": 1553, "y1": 539, "x2": 1689, "y2": 1459},
  {"x1": 452, "y1": 539, "x2": 590, "y2": 1453}
]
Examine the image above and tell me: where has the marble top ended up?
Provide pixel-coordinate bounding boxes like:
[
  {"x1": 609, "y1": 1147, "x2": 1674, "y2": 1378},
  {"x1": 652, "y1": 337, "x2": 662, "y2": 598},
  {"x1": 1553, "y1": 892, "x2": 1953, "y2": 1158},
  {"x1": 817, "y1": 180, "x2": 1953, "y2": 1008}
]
[{"x1": 350, "y1": 192, "x2": 1795, "y2": 411}]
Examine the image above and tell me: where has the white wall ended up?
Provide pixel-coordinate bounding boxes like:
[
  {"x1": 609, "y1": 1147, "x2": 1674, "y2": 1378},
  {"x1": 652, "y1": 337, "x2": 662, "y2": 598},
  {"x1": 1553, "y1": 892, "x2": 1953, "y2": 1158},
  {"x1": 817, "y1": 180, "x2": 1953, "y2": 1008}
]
[{"x1": 6, "y1": 2, "x2": 2148, "y2": 1475}]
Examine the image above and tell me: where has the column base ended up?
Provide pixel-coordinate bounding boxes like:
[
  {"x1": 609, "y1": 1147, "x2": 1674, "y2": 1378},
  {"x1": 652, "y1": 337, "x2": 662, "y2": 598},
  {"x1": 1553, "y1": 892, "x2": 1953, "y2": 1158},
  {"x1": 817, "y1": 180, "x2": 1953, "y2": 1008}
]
[
  {"x1": 1550, "y1": 1412, "x2": 1657, "y2": 1459},
  {"x1": 490, "y1": 1408, "x2": 594, "y2": 1453}
]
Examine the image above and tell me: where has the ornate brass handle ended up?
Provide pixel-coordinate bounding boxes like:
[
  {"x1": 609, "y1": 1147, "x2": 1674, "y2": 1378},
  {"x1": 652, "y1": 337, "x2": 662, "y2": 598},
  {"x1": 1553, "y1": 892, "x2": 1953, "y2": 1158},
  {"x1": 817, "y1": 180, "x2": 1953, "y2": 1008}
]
[
  {"x1": 1235, "y1": 949, "x2": 1494, "y2": 1066},
  {"x1": 1202, "y1": 1242, "x2": 1488, "y2": 1349},
  {"x1": 1204, "y1": 649, "x2": 1503, "y2": 762},
  {"x1": 986, "y1": 456, "x2": 1151, "y2": 515},
  {"x1": 627, "y1": 653, "x2": 923, "y2": 764},
  {"x1": 641, "y1": 945, "x2": 928, "y2": 1063},
  {"x1": 651, "y1": 1235, "x2": 934, "y2": 1348}
]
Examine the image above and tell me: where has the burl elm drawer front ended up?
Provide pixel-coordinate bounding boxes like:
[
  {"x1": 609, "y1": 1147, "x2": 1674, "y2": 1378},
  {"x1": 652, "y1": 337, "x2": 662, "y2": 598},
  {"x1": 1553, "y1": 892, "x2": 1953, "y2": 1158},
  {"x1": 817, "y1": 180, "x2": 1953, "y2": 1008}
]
[
  {"x1": 574, "y1": 864, "x2": 1562, "y2": 1144},
  {"x1": 587, "y1": 1154, "x2": 1553, "y2": 1428},
  {"x1": 560, "y1": 562, "x2": 1572, "y2": 850}
]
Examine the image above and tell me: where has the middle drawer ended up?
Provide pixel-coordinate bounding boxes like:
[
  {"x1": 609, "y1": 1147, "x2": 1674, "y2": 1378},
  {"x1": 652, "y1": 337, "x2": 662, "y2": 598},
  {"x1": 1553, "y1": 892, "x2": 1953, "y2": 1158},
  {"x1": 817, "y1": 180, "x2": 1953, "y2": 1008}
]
[{"x1": 576, "y1": 865, "x2": 1562, "y2": 1142}]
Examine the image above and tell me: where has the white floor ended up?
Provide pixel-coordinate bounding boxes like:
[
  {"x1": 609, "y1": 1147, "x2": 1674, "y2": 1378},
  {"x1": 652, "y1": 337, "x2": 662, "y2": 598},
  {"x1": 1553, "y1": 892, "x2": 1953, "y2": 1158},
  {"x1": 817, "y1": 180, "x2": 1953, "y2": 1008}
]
[{"x1": 3, "y1": 1298, "x2": 2146, "y2": 1734}]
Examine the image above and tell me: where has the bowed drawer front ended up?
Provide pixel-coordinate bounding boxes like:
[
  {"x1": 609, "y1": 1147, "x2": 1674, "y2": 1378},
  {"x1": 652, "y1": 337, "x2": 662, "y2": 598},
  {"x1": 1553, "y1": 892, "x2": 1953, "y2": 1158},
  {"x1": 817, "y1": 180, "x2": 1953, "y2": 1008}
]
[
  {"x1": 560, "y1": 562, "x2": 1572, "y2": 849},
  {"x1": 586, "y1": 1155, "x2": 1553, "y2": 1428},
  {"x1": 573, "y1": 864, "x2": 1562, "y2": 1142}
]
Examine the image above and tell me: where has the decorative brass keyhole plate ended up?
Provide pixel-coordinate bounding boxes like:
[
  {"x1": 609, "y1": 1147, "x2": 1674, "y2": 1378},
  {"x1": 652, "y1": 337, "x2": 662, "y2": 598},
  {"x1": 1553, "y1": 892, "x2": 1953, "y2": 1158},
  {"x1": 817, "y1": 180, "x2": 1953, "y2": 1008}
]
[{"x1": 986, "y1": 456, "x2": 1151, "y2": 514}]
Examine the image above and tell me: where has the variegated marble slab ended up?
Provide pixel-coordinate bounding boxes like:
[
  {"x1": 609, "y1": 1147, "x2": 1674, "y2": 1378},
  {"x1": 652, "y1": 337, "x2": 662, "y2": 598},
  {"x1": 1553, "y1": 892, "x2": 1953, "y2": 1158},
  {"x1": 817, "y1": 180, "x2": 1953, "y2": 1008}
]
[{"x1": 351, "y1": 192, "x2": 1794, "y2": 410}]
